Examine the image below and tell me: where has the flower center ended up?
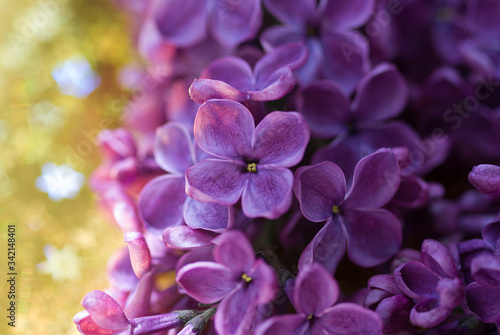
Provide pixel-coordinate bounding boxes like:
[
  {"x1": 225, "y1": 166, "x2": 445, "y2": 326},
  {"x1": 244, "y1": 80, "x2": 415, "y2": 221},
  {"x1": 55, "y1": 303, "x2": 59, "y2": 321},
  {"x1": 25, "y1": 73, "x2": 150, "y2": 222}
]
[
  {"x1": 241, "y1": 273, "x2": 253, "y2": 283},
  {"x1": 307, "y1": 313, "x2": 313, "y2": 320},
  {"x1": 246, "y1": 162, "x2": 257, "y2": 173},
  {"x1": 332, "y1": 205, "x2": 340, "y2": 214}
]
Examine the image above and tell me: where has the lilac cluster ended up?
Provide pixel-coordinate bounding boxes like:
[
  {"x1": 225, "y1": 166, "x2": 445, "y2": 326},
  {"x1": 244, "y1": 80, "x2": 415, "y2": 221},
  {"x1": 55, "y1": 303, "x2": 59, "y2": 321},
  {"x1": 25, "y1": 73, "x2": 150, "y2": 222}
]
[{"x1": 76, "y1": 0, "x2": 500, "y2": 334}]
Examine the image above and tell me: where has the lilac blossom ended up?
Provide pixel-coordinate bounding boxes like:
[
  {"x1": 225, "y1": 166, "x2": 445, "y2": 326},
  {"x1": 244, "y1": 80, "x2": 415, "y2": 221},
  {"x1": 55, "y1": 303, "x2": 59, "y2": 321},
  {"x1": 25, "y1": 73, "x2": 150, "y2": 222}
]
[
  {"x1": 153, "y1": 0, "x2": 262, "y2": 48},
  {"x1": 185, "y1": 99, "x2": 309, "y2": 219},
  {"x1": 189, "y1": 42, "x2": 307, "y2": 104},
  {"x1": 394, "y1": 239, "x2": 465, "y2": 328},
  {"x1": 261, "y1": 0, "x2": 374, "y2": 92},
  {"x1": 294, "y1": 149, "x2": 401, "y2": 273},
  {"x1": 176, "y1": 231, "x2": 278, "y2": 335},
  {"x1": 255, "y1": 264, "x2": 383, "y2": 335},
  {"x1": 469, "y1": 164, "x2": 500, "y2": 197},
  {"x1": 138, "y1": 122, "x2": 233, "y2": 235}
]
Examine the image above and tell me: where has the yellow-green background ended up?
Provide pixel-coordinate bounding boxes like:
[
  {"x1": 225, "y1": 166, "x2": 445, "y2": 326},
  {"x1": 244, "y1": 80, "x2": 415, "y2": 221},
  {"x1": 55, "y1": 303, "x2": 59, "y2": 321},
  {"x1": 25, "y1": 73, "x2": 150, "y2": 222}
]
[{"x1": 0, "y1": 0, "x2": 136, "y2": 333}]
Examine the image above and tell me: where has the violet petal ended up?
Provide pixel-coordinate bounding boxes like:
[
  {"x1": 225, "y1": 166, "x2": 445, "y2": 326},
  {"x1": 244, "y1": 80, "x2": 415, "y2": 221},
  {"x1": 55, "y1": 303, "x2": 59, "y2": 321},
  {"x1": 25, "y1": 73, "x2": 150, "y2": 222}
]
[
  {"x1": 322, "y1": 0, "x2": 375, "y2": 30},
  {"x1": 163, "y1": 226, "x2": 217, "y2": 250},
  {"x1": 394, "y1": 261, "x2": 440, "y2": 299},
  {"x1": 469, "y1": 164, "x2": 500, "y2": 196},
  {"x1": 465, "y1": 282, "x2": 500, "y2": 323},
  {"x1": 154, "y1": 122, "x2": 194, "y2": 175},
  {"x1": 214, "y1": 287, "x2": 258, "y2": 335},
  {"x1": 184, "y1": 197, "x2": 232, "y2": 231},
  {"x1": 262, "y1": 0, "x2": 315, "y2": 28},
  {"x1": 317, "y1": 303, "x2": 383, "y2": 335},
  {"x1": 213, "y1": 230, "x2": 255, "y2": 274}
]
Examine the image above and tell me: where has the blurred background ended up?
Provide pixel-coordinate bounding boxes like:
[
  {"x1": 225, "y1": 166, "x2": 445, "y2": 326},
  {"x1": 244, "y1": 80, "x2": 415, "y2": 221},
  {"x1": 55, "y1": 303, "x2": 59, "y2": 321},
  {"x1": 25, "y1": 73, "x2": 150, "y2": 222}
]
[{"x1": 0, "y1": 0, "x2": 135, "y2": 333}]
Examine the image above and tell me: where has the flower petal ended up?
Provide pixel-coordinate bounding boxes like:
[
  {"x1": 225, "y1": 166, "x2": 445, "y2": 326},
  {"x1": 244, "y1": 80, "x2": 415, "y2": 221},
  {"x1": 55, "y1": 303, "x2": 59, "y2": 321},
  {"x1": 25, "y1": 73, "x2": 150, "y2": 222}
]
[
  {"x1": 482, "y1": 220, "x2": 500, "y2": 249},
  {"x1": 420, "y1": 239, "x2": 457, "y2": 279},
  {"x1": 241, "y1": 166, "x2": 293, "y2": 219},
  {"x1": 123, "y1": 232, "x2": 151, "y2": 279},
  {"x1": 254, "y1": 314, "x2": 309, "y2": 335},
  {"x1": 138, "y1": 175, "x2": 186, "y2": 232},
  {"x1": 176, "y1": 262, "x2": 235, "y2": 304},
  {"x1": 210, "y1": 0, "x2": 262, "y2": 48},
  {"x1": 465, "y1": 282, "x2": 500, "y2": 323},
  {"x1": 410, "y1": 298, "x2": 451, "y2": 328},
  {"x1": 194, "y1": 99, "x2": 254, "y2": 160},
  {"x1": 82, "y1": 290, "x2": 129, "y2": 330},
  {"x1": 294, "y1": 161, "x2": 346, "y2": 222},
  {"x1": 163, "y1": 226, "x2": 217, "y2": 250},
  {"x1": 375, "y1": 294, "x2": 412, "y2": 334},
  {"x1": 213, "y1": 230, "x2": 255, "y2": 274},
  {"x1": 297, "y1": 81, "x2": 350, "y2": 138},
  {"x1": 351, "y1": 63, "x2": 409, "y2": 122},
  {"x1": 189, "y1": 79, "x2": 248, "y2": 104},
  {"x1": 184, "y1": 197, "x2": 232, "y2": 231},
  {"x1": 471, "y1": 254, "x2": 500, "y2": 287},
  {"x1": 153, "y1": 0, "x2": 207, "y2": 47},
  {"x1": 154, "y1": 122, "x2": 194, "y2": 174},
  {"x1": 294, "y1": 264, "x2": 339, "y2": 316},
  {"x1": 253, "y1": 111, "x2": 310, "y2": 167},
  {"x1": 321, "y1": 31, "x2": 370, "y2": 95},
  {"x1": 249, "y1": 258, "x2": 279, "y2": 304},
  {"x1": 343, "y1": 149, "x2": 400, "y2": 210},
  {"x1": 214, "y1": 287, "x2": 258, "y2": 335},
  {"x1": 317, "y1": 303, "x2": 382, "y2": 335},
  {"x1": 469, "y1": 164, "x2": 500, "y2": 196},
  {"x1": 262, "y1": 0, "x2": 315, "y2": 27},
  {"x1": 185, "y1": 159, "x2": 247, "y2": 205},
  {"x1": 394, "y1": 261, "x2": 439, "y2": 299},
  {"x1": 298, "y1": 218, "x2": 347, "y2": 274},
  {"x1": 322, "y1": 0, "x2": 375, "y2": 30},
  {"x1": 248, "y1": 67, "x2": 296, "y2": 101},
  {"x1": 344, "y1": 209, "x2": 401, "y2": 267}
]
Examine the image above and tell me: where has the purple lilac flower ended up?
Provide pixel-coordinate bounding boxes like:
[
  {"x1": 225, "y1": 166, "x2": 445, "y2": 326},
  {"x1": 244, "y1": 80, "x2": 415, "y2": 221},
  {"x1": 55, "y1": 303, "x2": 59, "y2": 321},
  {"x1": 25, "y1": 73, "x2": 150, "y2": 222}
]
[
  {"x1": 176, "y1": 231, "x2": 278, "y2": 335},
  {"x1": 294, "y1": 148, "x2": 401, "y2": 272},
  {"x1": 189, "y1": 42, "x2": 307, "y2": 104},
  {"x1": 261, "y1": 0, "x2": 374, "y2": 92},
  {"x1": 74, "y1": 290, "x2": 200, "y2": 335},
  {"x1": 394, "y1": 239, "x2": 465, "y2": 328},
  {"x1": 185, "y1": 99, "x2": 309, "y2": 219},
  {"x1": 255, "y1": 263, "x2": 383, "y2": 335},
  {"x1": 138, "y1": 122, "x2": 233, "y2": 234},
  {"x1": 469, "y1": 164, "x2": 500, "y2": 197},
  {"x1": 153, "y1": 0, "x2": 262, "y2": 48}
]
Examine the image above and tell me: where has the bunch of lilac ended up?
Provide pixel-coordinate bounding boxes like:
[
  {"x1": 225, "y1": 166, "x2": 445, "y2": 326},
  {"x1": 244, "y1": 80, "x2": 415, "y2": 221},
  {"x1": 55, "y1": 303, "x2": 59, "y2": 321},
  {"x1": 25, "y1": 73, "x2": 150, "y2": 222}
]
[{"x1": 76, "y1": 0, "x2": 500, "y2": 334}]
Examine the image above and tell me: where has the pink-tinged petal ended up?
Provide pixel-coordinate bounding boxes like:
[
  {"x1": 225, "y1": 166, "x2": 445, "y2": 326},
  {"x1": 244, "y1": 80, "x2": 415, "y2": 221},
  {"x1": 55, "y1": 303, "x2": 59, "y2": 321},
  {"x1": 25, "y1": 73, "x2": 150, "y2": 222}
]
[
  {"x1": 260, "y1": 26, "x2": 303, "y2": 51},
  {"x1": 210, "y1": 0, "x2": 262, "y2": 48},
  {"x1": 163, "y1": 226, "x2": 217, "y2": 250},
  {"x1": 409, "y1": 298, "x2": 451, "y2": 328},
  {"x1": 375, "y1": 294, "x2": 412, "y2": 334},
  {"x1": 297, "y1": 81, "x2": 350, "y2": 139},
  {"x1": 189, "y1": 78, "x2": 248, "y2": 104},
  {"x1": 98, "y1": 128, "x2": 136, "y2": 161},
  {"x1": 344, "y1": 209, "x2": 401, "y2": 267},
  {"x1": 82, "y1": 290, "x2": 130, "y2": 330},
  {"x1": 124, "y1": 271, "x2": 154, "y2": 318},
  {"x1": 176, "y1": 262, "x2": 235, "y2": 304},
  {"x1": 471, "y1": 254, "x2": 500, "y2": 287},
  {"x1": 153, "y1": 0, "x2": 207, "y2": 47},
  {"x1": 482, "y1": 221, "x2": 500, "y2": 249},
  {"x1": 184, "y1": 197, "x2": 232, "y2": 231},
  {"x1": 420, "y1": 239, "x2": 457, "y2": 279},
  {"x1": 213, "y1": 230, "x2": 255, "y2": 274},
  {"x1": 294, "y1": 162, "x2": 346, "y2": 222},
  {"x1": 102, "y1": 187, "x2": 143, "y2": 233},
  {"x1": 343, "y1": 149, "x2": 400, "y2": 210},
  {"x1": 317, "y1": 303, "x2": 383, "y2": 335},
  {"x1": 154, "y1": 122, "x2": 194, "y2": 175},
  {"x1": 298, "y1": 218, "x2": 347, "y2": 274},
  {"x1": 123, "y1": 232, "x2": 151, "y2": 279},
  {"x1": 75, "y1": 312, "x2": 122, "y2": 335},
  {"x1": 253, "y1": 111, "x2": 310, "y2": 166},
  {"x1": 263, "y1": 0, "x2": 315, "y2": 27},
  {"x1": 254, "y1": 314, "x2": 308, "y2": 335},
  {"x1": 249, "y1": 258, "x2": 279, "y2": 304},
  {"x1": 254, "y1": 42, "x2": 308, "y2": 88},
  {"x1": 214, "y1": 288, "x2": 258, "y2": 335},
  {"x1": 185, "y1": 159, "x2": 247, "y2": 205},
  {"x1": 201, "y1": 56, "x2": 254, "y2": 91},
  {"x1": 465, "y1": 282, "x2": 500, "y2": 322},
  {"x1": 294, "y1": 264, "x2": 339, "y2": 316},
  {"x1": 107, "y1": 247, "x2": 139, "y2": 293},
  {"x1": 394, "y1": 261, "x2": 439, "y2": 299},
  {"x1": 321, "y1": 31, "x2": 370, "y2": 95},
  {"x1": 322, "y1": 0, "x2": 375, "y2": 30},
  {"x1": 351, "y1": 63, "x2": 409, "y2": 122},
  {"x1": 248, "y1": 67, "x2": 296, "y2": 101},
  {"x1": 469, "y1": 164, "x2": 500, "y2": 196},
  {"x1": 165, "y1": 79, "x2": 199, "y2": 127},
  {"x1": 138, "y1": 175, "x2": 186, "y2": 232},
  {"x1": 194, "y1": 99, "x2": 254, "y2": 159},
  {"x1": 241, "y1": 166, "x2": 293, "y2": 219}
]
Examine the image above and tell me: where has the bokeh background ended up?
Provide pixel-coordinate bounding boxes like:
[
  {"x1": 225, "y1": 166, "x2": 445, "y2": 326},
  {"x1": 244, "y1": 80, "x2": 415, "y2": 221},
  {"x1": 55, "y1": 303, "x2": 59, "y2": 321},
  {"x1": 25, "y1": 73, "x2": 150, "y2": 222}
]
[{"x1": 0, "y1": 0, "x2": 136, "y2": 333}]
